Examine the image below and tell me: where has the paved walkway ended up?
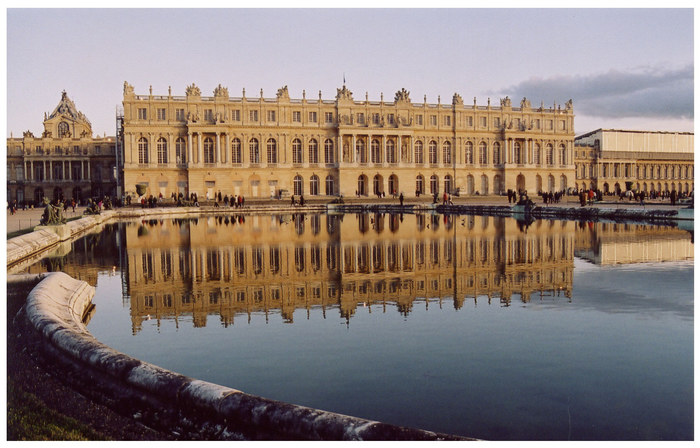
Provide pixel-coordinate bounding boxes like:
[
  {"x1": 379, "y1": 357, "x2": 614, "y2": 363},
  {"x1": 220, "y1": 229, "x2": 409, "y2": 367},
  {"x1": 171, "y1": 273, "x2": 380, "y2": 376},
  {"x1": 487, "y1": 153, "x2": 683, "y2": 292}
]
[{"x1": 5, "y1": 196, "x2": 688, "y2": 236}]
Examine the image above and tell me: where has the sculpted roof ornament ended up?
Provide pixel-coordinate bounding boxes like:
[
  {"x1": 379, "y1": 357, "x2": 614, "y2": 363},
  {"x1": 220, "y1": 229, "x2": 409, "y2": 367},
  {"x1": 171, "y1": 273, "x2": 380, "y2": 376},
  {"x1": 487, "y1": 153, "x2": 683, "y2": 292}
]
[
  {"x1": 336, "y1": 85, "x2": 353, "y2": 101},
  {"x1": 500, "y1": 96, "x2": 512, "y2": 108},
  {"x1": 48, "y1": 91, "x2": 92, "y2": 129},
  {"x1": 186, "y1": 83, "x2": 201, "y2": 97},
  {"x1": 23, "y1": 130, "x2": 35, "y2": 138},
  {"x1": 276, "y1": 85, "x2": 290, "y2": 100},
  {"x1": 452, "y1": 93, "x2": 463, "y2": 106},
  {"x1": 123, "y1": 81, "x2": 135, "y2": 97},
  {"x1": 394, "y1": 88, "x2": 411, "y2": 103},
  {"x1": 214, "y1": 84, "x2": 229, "y2": 98},
  {"x1": 565, "y1": 99, "x2": 573, "y2": 110},
  {"x1": 520, "y1": 97, "x2": 531, "y2": 109}
]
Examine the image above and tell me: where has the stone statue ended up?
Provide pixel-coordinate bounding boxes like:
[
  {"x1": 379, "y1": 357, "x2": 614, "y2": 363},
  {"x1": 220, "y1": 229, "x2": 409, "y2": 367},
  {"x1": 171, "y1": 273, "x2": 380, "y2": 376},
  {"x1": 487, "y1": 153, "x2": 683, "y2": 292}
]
[
  {"x1": 214, "y1": 84, "x2": 229, "y2": 98},
  {"x1": 394, "y1": 88, "x2": 411, "y2": 103},
  {"x1": 565, "y1": 99, "x2": 573, "y2": 110},
  {"x1": 276, "y1": 85, "x2": 290, "y2": 100},
  {"x1": 40, "y1": 198, "x2": 66, "y2": 225},
  {"x1": 186, "y1": 83, "x2": 201, "y2": 96},
  {"x1": 336, "y1": 85, "x2": 354, "y2": 101},
  {"x1": 84, "y1": 198, "x2": 101, "y2": 215},
  {"x1": 123, "y1": 81, "x2": 134, "y2": 96},
  {"x1": 520, "y1": 97, "x2": 531, "y2": 109},
  {"x1": 452, "y1": 93, "x2": 463, "y2": 106},
  {"x1": 500, "y1": 96, "x2": 512, "y2": 107}
]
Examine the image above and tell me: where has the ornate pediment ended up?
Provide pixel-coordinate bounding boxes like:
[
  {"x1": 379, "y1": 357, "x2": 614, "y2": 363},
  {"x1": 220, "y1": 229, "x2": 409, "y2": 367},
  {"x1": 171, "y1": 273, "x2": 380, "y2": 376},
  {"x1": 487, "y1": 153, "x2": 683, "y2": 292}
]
[
  {"x1": 394, "y1": 88, "x2": 411, "y2": 103},
  {"x1": 336, "y1": 85, "x2": 354, "y2": 102},
  {"x1": 186, "y1": 83, "x2": 201, "y2": 97},
  {"x1": 276, "y1": 85, "x2": 290, "y2": 100},
  {"x1": 213, "y1": 84, "x2": 229, "y2": 98}
]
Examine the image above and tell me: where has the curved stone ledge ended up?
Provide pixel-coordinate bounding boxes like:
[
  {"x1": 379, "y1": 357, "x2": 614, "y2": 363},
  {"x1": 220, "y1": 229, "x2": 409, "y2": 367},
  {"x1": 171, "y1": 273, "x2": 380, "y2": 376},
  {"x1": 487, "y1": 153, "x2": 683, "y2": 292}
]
[{"x1": 22, "y1": 272, "x2": 469, "y2": 440}]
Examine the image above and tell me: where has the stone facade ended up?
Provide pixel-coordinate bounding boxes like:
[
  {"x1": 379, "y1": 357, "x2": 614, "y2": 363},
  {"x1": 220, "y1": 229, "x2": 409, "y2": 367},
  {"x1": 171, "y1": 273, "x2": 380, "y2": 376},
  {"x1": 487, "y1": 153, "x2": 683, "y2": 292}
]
[
  {"x1": 121, "y1": 83, "x2": 576, "y2": 200},
  {"x1": 6, "y1": 91, "x2": 118, "y2": 206},
  {"x1": 573, "y1": 129, "x2": 694, "y2": 195}
]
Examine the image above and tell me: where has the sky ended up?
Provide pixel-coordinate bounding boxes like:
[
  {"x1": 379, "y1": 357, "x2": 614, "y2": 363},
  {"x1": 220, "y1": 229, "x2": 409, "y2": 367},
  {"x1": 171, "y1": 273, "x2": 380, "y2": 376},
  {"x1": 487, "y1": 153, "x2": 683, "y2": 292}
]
[{"x1": 4, "y1": 6, "x2": 695, "y2": 138}]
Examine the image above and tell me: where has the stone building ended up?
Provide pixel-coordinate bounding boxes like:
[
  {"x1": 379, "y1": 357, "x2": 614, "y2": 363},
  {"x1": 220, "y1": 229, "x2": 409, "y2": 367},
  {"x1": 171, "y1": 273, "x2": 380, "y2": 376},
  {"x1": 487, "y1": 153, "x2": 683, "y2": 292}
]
[
  {"x1": 121, "y1": 82, "x2": 576, "y2": 200},
  {"x1": 6, "y1": 91, "x2": 118, "y2": 206},
  {"x1": 573, "y1": 129, "x2": 694, "y2": 196}
]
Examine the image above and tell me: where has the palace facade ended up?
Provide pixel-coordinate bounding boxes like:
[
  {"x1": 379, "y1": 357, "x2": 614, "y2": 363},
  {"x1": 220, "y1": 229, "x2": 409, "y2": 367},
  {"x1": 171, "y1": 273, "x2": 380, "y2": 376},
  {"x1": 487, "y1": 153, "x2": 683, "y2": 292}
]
[
  {"x1": 6, "y1": 91, "x2": 118, "y2": 206},
  {"x1": 121, "y1": 82, "x2": 576, "y2": 200},
  {"x1": 573, "y1": 129, "x2": 694, "y2": 195}
]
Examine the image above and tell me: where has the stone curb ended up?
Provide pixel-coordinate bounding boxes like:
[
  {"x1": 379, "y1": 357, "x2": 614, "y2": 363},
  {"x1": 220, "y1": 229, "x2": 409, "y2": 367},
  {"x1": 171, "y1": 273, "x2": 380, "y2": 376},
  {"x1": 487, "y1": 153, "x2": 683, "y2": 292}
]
[{"x1": 22, "y1": 271, "x2": 470, "y2": 440}]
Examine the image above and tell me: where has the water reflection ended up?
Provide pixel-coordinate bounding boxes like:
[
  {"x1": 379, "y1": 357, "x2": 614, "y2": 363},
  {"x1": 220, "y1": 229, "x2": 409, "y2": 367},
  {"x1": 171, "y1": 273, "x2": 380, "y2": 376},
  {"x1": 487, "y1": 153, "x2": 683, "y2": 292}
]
[{"x1": 111, "y1": 213, "x2": 690, "y2": 333}]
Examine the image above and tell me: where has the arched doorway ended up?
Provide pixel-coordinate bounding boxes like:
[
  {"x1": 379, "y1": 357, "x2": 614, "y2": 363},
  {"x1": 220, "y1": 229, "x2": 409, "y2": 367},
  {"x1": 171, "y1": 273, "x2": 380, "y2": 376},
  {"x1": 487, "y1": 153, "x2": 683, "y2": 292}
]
[
  {"x1": 560, "y1": 175, "x2": 567, "y2": 192},
  {"x1": 535, "y1": 175, "x2": 542, "y2": 193},
  {"x1": 466, "y1": 175, "x2": 474, "y2": 195},
  {"x1": 388, "y1": 174, "x2": 398, "y2": 196},
  {"x1": 516, "y1": 174, "x2": 526, "y2": 193},
  {"x1": 357, "y1": 175, "x2": 368, "y2": 196},
  {"x1": 415, "y1": 175, "x2": 424, "y2": 196},
  {"x1": 34, "y1": 188, "x2": 44, "y2": 205},
  {"x1": 481, "y1": 175, "x2": 489, "y2": 195},
  {"x1": 373, "y1": 174, "x2": 384, "y2": 196},
  {"x1": 548, "y1": 175, "x2": 555, "y2": 193},
  {"x1": 493, "y1": 175, "x2": 502, "y2": 195}
]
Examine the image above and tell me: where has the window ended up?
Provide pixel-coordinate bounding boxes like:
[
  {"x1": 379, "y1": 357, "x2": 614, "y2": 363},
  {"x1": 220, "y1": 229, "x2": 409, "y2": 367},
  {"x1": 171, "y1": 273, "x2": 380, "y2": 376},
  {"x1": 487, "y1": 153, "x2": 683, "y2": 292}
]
[
  {"x1": 231, "y1": 138, "x2": 241, "y2": 164},
  {"x1": 310, "y1": 175, "x2": 319, "y2": 195},
  {"x1": 267, "y1": 138, "x2": 277, "y2": 164},
  {"x1": 309, "y1": 111, "x2": 317, "y2": 123},
  {"x1": 292, "y1": 139, "x2": 303, "y2": 164},
  {"x1": 416, "y1": 114, "x2": 423, "y2": 126},
  {"x1": 292, "y1": 111, "x2": 301, "y2": 122},
  {"x1": 480, "y1": 116, "x2": 487, "y2": 127},
  {"x1": 371, "y1": 139, "x2": 381, "y2": 163},
  {"x1": 386, "y1": 140, "x2": 396, "y2": 164},
  {"x1": 356, "y1": 139, "x2": 367, "y2": 164},
  {"x1": 547, "y1": 120, "x2": 553, "y2": 130},
  {"x1": 324, "y1": 139, "x2": 334, "y2": 164},
  {"x1": 325, "y1": 175, "x2": 335, "y2": 195},
  {"x1": 514, "y1": 142, "x2": 522, "y2": 164},
  {"x1": 492, "y1": 142, "x2": 500, "y2": 165},
  {"x1": 430, "y1": 175, "x2": 439, "y2": 195},
  {"x1": 157, "y1": 137, "x2": 168, "y2": 164},
  {"x1": 442, "y1": 141, "x2": 452, "y2": 164},
  {"x1": 534, "y1": 143, "x2": 541, "y2": 165},
  {"x1": 265, "y1": 110, "x2": 275, "y2": 122},
  {"x1": 138, "y1": 137, "x2": 149, "y2": 164},
  {"x1": 559, "y1": 144, "x2": 566, "y2": 165},
  {"x1": 416, "y1": 175, "x2": 424, "y2": 195},
  {"x1": 444, "y1": 115, "x2": 451, "y2": 126},
  {"x1": 430, "y1": 115, "x2": 437, "y2": 126},
  {"x1": 204, "y1": 109, "x2": 214, "y2": 121},
  {"x1": 325, "y1": 112, "x2": 334, "y2": 123},
  {"x1": 175, "y1": 109, "x2": 185, "y2": 121},
  {"x1": 308, "y1": 139, "x2": 318, "y2": 164},
  {"x1": 494, "y1": 117, "x2": 500, "y2": 128},
  {"x1": 176, "y1": 137, "x2": 186, "y2": 164},
  {"x1": 249, "y1": 110, "x2": 258, "y2": 122},
  {"x1": 293, "y1": 175, "x2": 303, "y2": 196},
  {"x1": 465, "y1": 141, "x2": 474, "y2": 164},
  {"x1": 546, "y1": 144, "x2": 554, "y2": 165},
  {"x1": 429, "y1": 140, "x2": 438, "y2": 164},
  {"x1": 204, "y1": 137, "x2": 215, "y2": 164},
  {"x1": 466, "y1": 116, "x2": 473, "y2": 127},
  {"x1": 58, "y1": 121, "x2": 70, "y2": 137},
  {"x1": 479, "y1": 142, "x2": 488, "y2": 164},
  {"x1": 232, "y1": 109, "x2": 241, "y2": 121},
  {"x1": 414, "y1": 140, "x2": 424, "y2": 164},
  {"x1": 372, "y1": 113, "x2": 380, "y2": 125},
  {"x1": 157, "y1": 108, "x2": 166, "y2": 120},
  {"x1": 387, "y1": 114, "x2": 395, "y2": 125},
  {"x1": 249, "y1": 138, "x2": 260, "y2": 164},
  {"x1": 138, "y1": 108, "x2": 147, "y2": 120},
  {"x1": 356, "y1": 113, "x2": 365, "y2": 124}
]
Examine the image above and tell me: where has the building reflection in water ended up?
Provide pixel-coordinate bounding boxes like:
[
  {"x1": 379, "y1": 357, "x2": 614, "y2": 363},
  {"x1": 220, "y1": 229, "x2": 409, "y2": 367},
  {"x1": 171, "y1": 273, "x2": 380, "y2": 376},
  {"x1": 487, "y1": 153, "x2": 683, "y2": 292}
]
[{"x1": 124, "y1": 213, "x2": 577, "y2": 333}]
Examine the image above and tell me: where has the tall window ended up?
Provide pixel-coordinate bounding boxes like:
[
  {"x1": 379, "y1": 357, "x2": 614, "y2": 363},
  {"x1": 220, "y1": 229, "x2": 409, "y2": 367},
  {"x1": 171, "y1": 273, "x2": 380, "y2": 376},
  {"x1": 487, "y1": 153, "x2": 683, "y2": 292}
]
[
  {"x1": 559, "y1": 144, "x2": 566, "y2": 165},
  {"x1": 309, "y1": 139, "x2": 318, "y2": 164},
  {"x1": 514, "y1": 142, "x2": 522, "y2": 164},
  {"x1": 534, "y1": 143, "x2": 541, "y2": 165},
  {"x1": 478, "y1": 141, "x2": 488, "y2": 165},
  {"x1": 324, "y1": 139, "x2": 334, "y2": 164},
  {"x1": 325, "y1": 175, "x2": 335, "y2": 195},
  {"x1": 175, "y1": 137, "x2": 186, "y2": 164},
  {"x1": 292, "y1": 111, "x2": 301, "y2": 122},
  {"x1": 492, "y1": 142, "x2": 501, "y2": 165},
  {"x1": 371, "y1": 139, "x2": 381, "y2": 163},
  {"x1": 157, "y1": 137, "x2": 168, "y2": 164},
  {"x1": 203, "y1": 137, "x2": 215, "y2": 164},
  {"x1": 267, "y1": 138, "x2": 277, "y2": 164},
  {"x1": 416, "y1": 175, "x2": 424, "y2": 195},
  {"x1": 444, "y1": 175, "x2": 453, "y2": 194},
  {"x1": 138, "y1": 137, "x2": 149, "y2": 164},
  {"x1": 249, "y1": 138, "x2": 260, "y2": 164},
  {"x1": 357, "y1": 139, "x2": 367, "y2": 164},
  {"x1": 414, "y1": 140, "x2": 424, "y2": 164},
  {"x1": 429, "y1": 140, "x2": 438, "y2": 164},
  {"x1": 430, "y1": 175, "x2": 439, "y2": 195},
  {"x1": 546, "y1": 144, "x2": 554, "y2": 165},
  {"x1": 442, "y1": 141, "x2": 452, "y2": 164},
  {"x1": 231, "y1": 138, "x2": 242, "y2": 164},
  {"x1": 386, "y1": 139, "x2": 396, "y2": 163},
  {"x1": 293, "y1": 175, "x2": 303, "y2": 196},
  {"x1": 465, "y1": 141, "x2": 473, "y2": 164},
  {"x1": 310, "y1": 175, "x2": 319, "y2": 195},
  {"x1": 292, "y1": 138, "x2": 303, "y2": 164}
]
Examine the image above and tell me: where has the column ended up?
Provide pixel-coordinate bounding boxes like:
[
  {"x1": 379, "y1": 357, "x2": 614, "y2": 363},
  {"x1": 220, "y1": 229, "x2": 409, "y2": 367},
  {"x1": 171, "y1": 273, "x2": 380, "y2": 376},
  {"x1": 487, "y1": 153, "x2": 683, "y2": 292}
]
[
  {"x1": 87, "y1": 160, "x2": 91, "y2": 181},
  {"x1": 198, "y1": 133, "x2": 203, "y2": 166},
  {"x1": 187, "y1": 132, "x2": 193, "y2": 165},
  {"x1": 352, "y1": 134, "x2": 356, "y2": 164},
  {"x1": 168, "y1": 133, "x2": 174, "y2": 167},
  {"x1": 215, "y1": 132, "x2": 221, "y2": 165}
]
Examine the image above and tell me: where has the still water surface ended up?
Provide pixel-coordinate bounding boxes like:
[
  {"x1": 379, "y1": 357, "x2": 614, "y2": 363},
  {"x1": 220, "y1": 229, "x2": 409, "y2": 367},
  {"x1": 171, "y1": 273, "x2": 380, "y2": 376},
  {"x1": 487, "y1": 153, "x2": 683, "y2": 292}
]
[{"x1": 24, "y1": 213, "x2": 693, "y2": 440}]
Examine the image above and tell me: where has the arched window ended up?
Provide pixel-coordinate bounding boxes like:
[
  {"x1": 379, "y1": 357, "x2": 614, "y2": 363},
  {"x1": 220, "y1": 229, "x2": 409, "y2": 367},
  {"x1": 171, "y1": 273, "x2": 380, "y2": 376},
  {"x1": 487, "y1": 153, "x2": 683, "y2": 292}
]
[
  {"x1": 58, "y1": 121, "x2": 70, "y2": 138},
  {"x1": 371, "y1": 139, "x2": 381, "y2": 163},
  {"x1": 430, "y1": 174, "x2": 439, "y2": 195},
  {"x1": 292, "y1": 138, "x2": 303, "y2": 164},
  {"x1": 249, "y1": 138, "x2": 260, "y2": 164},
  {"x1": 559, "y1": 144, "x2": 567, "y2": 165},
  {"x1": 442, "y1": 141, "x2": 452, "y2": 164},
  {"x1": 310, "y1": 174, "x2": 319, "y2": 195},
  {"x1": 293, "y1": 175, "x2": 303, "y2": 196},
  {"x1": 414, "y1": 140, "x2": 424, "y2": 164},
  {"x1": 546, "y1": 144, "x2": 554, "y2": 165},
  {"x1": 308, "y1": 139, "x2": 318, "y2": 164},
  {"x1": 267, "y1": 138, "x2": 277, "y2": 164},
  {"x1": 429, "y1": 140, "x2": 438, "y2": 164},
  {"x1": 416, "y1": 175, "x2": 424, "y2": 195},
  {"x1": 514, "y1": 142, "x2": 522, "y2": 164},
  {"x1": 138, "y1": 137, "x2": 149, "y2": 164},
  {"x1": 356, "y1": 139, "x2": 367, "y2": 164},
  {"x1": 444, "y1": 175, "x2": 453, "y2": 194},
  {"x1": 231, "y1": 138, "x2": 241, "y2": 164},
  {"x1": 157, "y1": 137, "x2": 168, "y2": 164},
  {"x1": 325, "y1": 175, "x2": 335, "y2": 195},
  {"x1": 176, "y1": 137, "x2": 186, "y2": 164},
  {"x1": 534, "y1": 143, "x2": 541, "y2": 165},
  {"x1": 386, "y1": 139, "x2": 396, "y2": 163},
  {"x1": 478, "y1": 142, "x2": 488, "y2": 165},
  {"x1": 324, "y1": 139, "x2": 334, "y2": 164},
  {"x1": 492, "y1": 142, "x2": 501, "y2": 165},
  {"x1": 204, "y1": 137, "x2": 215, "y2": 164},
  {"x1": 465, "y1": 141, "x2": 473, "y2": 164}
]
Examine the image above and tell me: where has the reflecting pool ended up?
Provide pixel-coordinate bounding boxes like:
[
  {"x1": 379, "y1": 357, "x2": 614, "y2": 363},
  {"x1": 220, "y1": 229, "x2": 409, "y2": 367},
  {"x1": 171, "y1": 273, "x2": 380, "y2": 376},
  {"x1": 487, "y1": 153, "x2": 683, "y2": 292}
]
[{"x1": 21, "y1": 213, "x2": 693, "y2": 440}]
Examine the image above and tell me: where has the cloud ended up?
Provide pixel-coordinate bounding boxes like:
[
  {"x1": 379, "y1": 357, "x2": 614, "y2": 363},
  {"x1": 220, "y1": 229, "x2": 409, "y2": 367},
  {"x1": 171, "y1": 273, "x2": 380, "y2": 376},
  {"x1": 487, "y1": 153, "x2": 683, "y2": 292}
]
[{"x1": 500, "y1": 65, "x2": 693, "y2": 120}]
